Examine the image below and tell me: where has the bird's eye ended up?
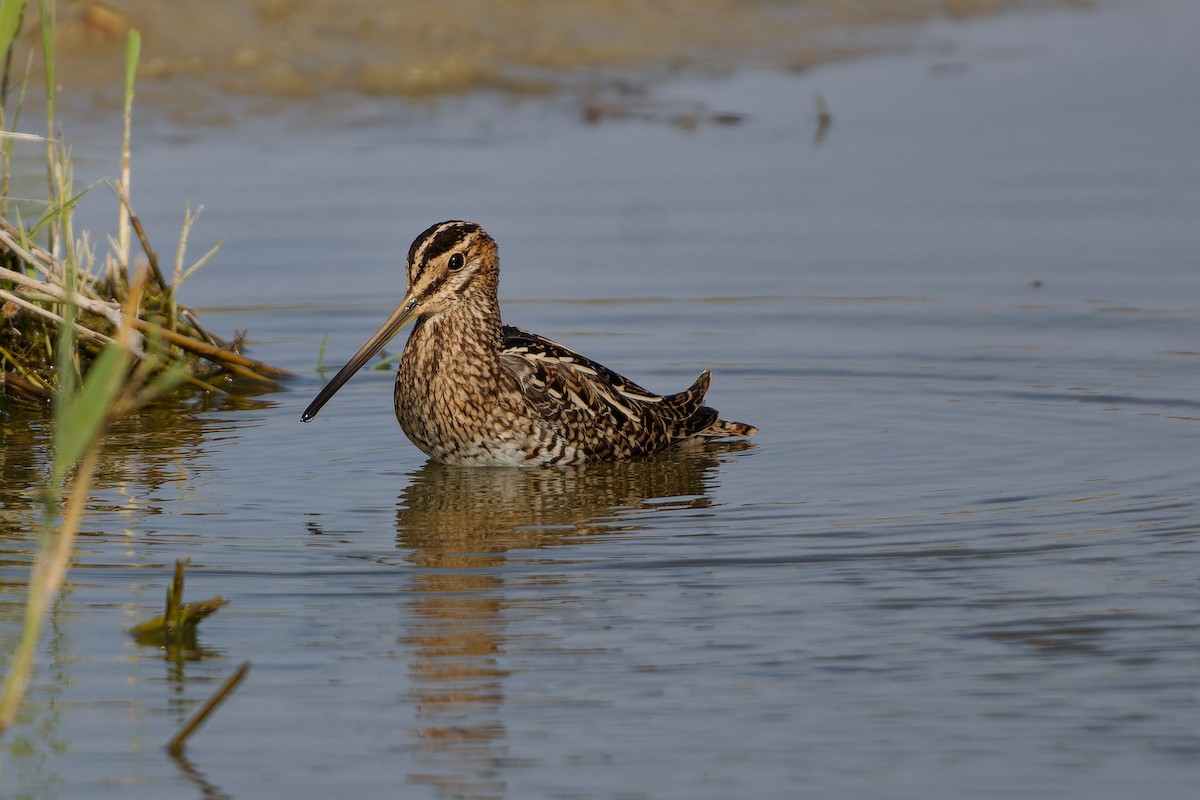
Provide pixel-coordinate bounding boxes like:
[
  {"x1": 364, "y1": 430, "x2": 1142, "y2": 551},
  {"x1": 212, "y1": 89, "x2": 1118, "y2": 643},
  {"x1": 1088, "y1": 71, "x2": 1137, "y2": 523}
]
[{"x1": 448, "y1": 253, "x2": 465, "y2": 272}]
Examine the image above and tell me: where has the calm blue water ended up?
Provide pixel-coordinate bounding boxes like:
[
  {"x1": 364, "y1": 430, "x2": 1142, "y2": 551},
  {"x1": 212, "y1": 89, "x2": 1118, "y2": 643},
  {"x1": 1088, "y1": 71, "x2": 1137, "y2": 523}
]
[{"x1": 2, "y1": 1, "x2": 1199, "y2": 798}]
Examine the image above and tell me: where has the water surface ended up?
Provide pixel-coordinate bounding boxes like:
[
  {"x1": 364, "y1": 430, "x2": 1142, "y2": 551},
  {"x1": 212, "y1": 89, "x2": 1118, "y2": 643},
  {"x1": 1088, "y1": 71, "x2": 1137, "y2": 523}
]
[{"x1": 2, "y1": 1, "x2": 1199, "y2": 798}]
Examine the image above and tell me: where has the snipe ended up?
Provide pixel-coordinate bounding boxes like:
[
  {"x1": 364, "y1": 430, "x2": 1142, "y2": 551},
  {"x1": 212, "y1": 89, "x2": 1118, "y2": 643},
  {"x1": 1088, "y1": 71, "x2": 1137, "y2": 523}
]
[{"x1": 301, "y1": 221, "x2": 756, "y2": 466}]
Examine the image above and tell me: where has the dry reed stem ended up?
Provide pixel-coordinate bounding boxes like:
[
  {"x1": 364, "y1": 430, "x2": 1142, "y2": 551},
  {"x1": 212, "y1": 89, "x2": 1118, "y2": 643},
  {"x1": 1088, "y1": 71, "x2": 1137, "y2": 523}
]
[
  {"x1": 0, "y1": 220, "x2": 58, "y2": 282},
  {"x1": 112, "y1": 179, "x2": 168, "y2": 291},
  {"x1": 0, "y1": 369, "x2": 48, "y2": 396},
  {"x1": 1, "y1": 256, "x2": 293, "y2": 384},
  {"x1": 0, "y1": 286, "x2": 118, "y2": 347},
  {"x1": 125, "y1": 319, "x2": 292, "y2": 380}
]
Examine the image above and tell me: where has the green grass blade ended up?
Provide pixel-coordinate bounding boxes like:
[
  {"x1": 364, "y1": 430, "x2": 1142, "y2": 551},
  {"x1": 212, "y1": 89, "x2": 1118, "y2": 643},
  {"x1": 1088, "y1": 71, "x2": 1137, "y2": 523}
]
[
  {"x1": 52, "y1": 342, "x2": 128, "y2": 483},
  {"x1": 52, "y1": 270, "x2": 79, "y2": 407},
  {"x1": 124, "y1": 29, "x2": 140, "y2": 101},
  {"x1": 36, "y1": 0, "x2": 52, "y2": 93},
  {"x1": 29, "y1": 184, "x2": 92, "y2": 238},
  {"x1": 0, "y1": 1, "x2": 29, "y2": 55}
]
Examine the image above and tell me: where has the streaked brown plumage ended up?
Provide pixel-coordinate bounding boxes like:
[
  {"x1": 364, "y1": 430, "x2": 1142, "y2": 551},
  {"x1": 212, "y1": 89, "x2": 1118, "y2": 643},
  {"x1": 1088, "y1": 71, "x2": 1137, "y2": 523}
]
[{"x1": 301, "y1": 221, "x2": 756, "y2": 466}]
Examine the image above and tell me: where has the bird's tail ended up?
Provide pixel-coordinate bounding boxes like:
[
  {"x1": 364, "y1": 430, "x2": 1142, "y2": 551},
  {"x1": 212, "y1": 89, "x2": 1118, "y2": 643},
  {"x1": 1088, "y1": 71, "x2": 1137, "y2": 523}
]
[{"x1": 702, "y1": 418, "x2": 758, "y2": 438}]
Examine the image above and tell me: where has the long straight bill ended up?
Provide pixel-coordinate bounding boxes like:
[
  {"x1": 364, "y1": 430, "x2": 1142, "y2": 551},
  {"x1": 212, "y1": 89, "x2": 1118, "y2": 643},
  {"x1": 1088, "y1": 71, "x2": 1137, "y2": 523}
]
[{"x1": 300, "y1": 294, "x2": 420, "y2": 421}]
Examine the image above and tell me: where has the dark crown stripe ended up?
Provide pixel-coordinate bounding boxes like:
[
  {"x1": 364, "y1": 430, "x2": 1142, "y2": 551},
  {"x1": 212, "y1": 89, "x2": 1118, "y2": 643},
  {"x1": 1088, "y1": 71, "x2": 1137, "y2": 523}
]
[{"x1": 409, "y1": 220, "x2": 479, "y2": 278}]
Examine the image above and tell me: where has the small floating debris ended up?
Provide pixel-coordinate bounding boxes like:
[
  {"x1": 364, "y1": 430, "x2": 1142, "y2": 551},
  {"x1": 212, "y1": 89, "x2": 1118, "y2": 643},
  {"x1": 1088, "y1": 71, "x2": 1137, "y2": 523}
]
[
  {"x1": 812, "y1": 91, "x2": 833, "y2": 144},
  {"x1": 128, "y1": 559, "x2": 228, "y2": 653},
  {"x1": 582, "y1": 97, "x2": 746, "y2": 129}
]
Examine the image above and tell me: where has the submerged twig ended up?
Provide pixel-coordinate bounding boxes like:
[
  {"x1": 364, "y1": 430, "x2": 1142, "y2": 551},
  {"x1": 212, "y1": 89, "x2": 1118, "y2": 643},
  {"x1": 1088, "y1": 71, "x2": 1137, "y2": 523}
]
[{"x1": 167, "y1": 661, "x2": 250, "y2": 752}]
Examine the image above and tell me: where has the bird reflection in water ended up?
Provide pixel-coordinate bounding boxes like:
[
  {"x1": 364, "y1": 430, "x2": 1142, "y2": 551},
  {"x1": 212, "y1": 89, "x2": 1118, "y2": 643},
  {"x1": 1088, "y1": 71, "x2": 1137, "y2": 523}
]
[{"x1": 393, "y1": 442, "x2": 749, "y2": 797}]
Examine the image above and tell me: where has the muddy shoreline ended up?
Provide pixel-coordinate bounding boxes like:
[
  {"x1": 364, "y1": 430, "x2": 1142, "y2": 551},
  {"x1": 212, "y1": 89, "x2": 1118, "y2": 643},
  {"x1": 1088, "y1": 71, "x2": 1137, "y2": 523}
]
[{"x1": 44, "y1": 0, "x2": 1082, "y2": 116}]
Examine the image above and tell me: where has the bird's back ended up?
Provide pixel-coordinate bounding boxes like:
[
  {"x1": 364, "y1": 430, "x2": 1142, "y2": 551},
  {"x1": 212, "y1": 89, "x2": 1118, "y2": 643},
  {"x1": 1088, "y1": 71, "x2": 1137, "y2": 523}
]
[{"x1": 499, "y1": 326, "x2": 755, "y2": 463}]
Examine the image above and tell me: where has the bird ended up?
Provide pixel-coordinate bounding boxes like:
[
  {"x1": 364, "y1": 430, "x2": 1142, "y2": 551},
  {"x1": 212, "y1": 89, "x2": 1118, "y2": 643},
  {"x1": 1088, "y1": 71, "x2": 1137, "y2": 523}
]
[{"x1": 301, "y1": 221, "x2": 756, "y2": 466}]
